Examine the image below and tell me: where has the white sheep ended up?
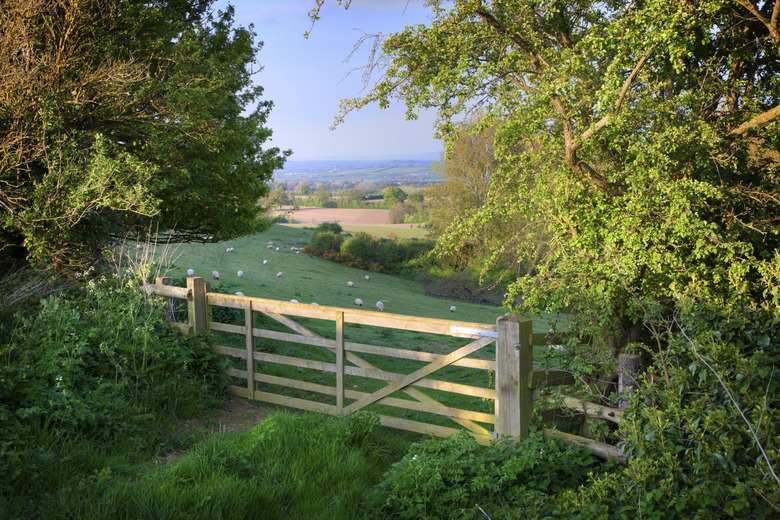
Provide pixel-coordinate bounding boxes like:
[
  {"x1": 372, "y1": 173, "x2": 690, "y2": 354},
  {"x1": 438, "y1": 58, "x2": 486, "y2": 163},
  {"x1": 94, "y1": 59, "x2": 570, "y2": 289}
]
[
  {"x1": 290, "y1": 299, "x2": 299, "y2": 303},
  {"x1": 450, "y1": 306, "x2": 456, "y2": 312},
  {"x1": 235, "y1": 292, "x2": 244, "y2": 296},
  {"x1": 354, "y1": 298, "x2": 363, "y2": 306},
  {"x1": 263, "y1": 259, "x2": 268, "y2": 265},
  {"x1": 376, "y1": 301, "x2": 384, "y2": 312},
  {"x1": 365, "y1": 275, "x2": 370, "y2": 281},
  {"x1": 212, "y1": 271, "x2": 220, "y2": 280},
  {"x1": 237, "y1": 270, "x2": 244, "y2": 277},
  {"x1": 136, "y1": 244, "x2": 143, "y2": 251},
  {"x1": 187, "y1": 269, "x2": 195, "y2": 277},
  {"x1": 347, "y1": 281, "x2": 354, "y2": 287},
  {"x1": 310, "y1": 302, "x2": 319, "y2": 306},
  {"x1": 275, "y1": 247, "x2": 280, "y2": 251},
  {"x1": 267, "y1": 245, "x2": 273, "y2": 249},
  {"x1": 296, "y1": 250, "x2": 300, "y2": 255},
  {"x1": 276, "y1": 272, "x2": 283, "y2": 278},
  {"x1": 226, "y1": 247, "x2": 233, "y2": 253}
]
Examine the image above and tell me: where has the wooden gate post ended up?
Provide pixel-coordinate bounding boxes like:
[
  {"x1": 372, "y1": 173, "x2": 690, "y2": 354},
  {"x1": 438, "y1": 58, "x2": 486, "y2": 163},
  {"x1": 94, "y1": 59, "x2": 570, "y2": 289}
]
[
  {"x1": 186, "y1": 276, "x2": 208, "y2": 335},
  {"x1": 495, "y1": 313, "x2": 534, "y2": 440}
]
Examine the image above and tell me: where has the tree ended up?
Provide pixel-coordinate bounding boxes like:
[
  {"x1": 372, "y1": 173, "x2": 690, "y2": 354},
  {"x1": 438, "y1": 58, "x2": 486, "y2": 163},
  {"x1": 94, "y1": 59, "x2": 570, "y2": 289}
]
[
  {"x1": 383, "y1": 187, "x2": 408, "y2": 205},
  {"x1": 0, "y1": 0, "x2": 289, "y2": 269},
  {"x1": 313, "y1": 185, "x2": 332, "y2": 206},
  {"x1": 407, "y1": 192, "x2": 424, "y2": 206},
  {"x1": 295, "y1": 182, "x2": 312, "y2": 195},
  {"x1": 320, "y1": 0, "x2": 780, "y2": 352},
  {"x1": 346, "y1": 188, "x2": 366, "y2": 202}
]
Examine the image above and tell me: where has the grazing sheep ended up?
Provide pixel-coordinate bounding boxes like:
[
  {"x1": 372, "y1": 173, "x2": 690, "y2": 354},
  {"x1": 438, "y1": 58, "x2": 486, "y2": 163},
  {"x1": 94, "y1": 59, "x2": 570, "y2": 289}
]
[
  {"x1": 450, "y1": 306, "x2": 456, "y2": 313},
  {"x1": 275, "y1": 247, "x2": 280, "y2": 251},
  {"x1": 290, "y1": 299, "x2": 299, "y2": 303},
  {"x1": 263, "y1": 259, "x2": 268, "y2": 265},
  {"x1": 136, "y1": 244, "x2": 143, "y2": 251},
  {"x1": 187, "y1": 269, "x2": 194, "y2": 276},
  {"x1": 267, "y1": 245, "x2": 273, "y2": 249},
  {"x1": 237, "y1": 270, "x2": 244, "y2": 277},
  {"x1": 347, "y1": 281, "x2": 354, "y2": 287},
  {"x1": 212, "y1": 271, "x2": 220, "y2": 280},
  {"x1": 226, "y1": 247, "x2": 233, "y2": 253},
  {"x1": 310, "y1": 302, "x2": 319, "y2": 306},
  {"x1": 365, "y1": 275, "x2": 370, "y2": 281},
  {"x1": 276, "y1": 272, "x2": 283, "y2": 278},
  {"x1": 235, "y1": 292, "x2": 244, "y2": 296},
  {"x1": 354, "y1": 298, "x2": 363, "y2": 306},
  {"x1": 296, "y1": 250, "x2": 300, "y2": 255},
  {"x1": 376, "y1": 301, "x2": 384, "y2": 312}
]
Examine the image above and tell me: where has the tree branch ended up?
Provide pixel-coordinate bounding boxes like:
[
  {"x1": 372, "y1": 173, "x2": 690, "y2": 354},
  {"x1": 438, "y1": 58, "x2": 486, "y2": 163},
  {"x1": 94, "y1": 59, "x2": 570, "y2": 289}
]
[
  {"x1": 576, "y1": 46, "x2": 656, "y2": 148},
  {"x1": 731, "y1": 0, "x2": 780, "y2": 55},
  {"x1": 729, "y1": 103, "x2": 780, "y2": 135}
]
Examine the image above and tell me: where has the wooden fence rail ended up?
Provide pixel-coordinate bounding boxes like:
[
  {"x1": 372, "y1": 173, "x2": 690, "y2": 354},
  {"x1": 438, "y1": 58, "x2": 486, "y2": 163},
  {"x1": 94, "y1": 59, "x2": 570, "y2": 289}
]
[{"x1": 146, "y1": 276, "x2": 626, "y2": 463}]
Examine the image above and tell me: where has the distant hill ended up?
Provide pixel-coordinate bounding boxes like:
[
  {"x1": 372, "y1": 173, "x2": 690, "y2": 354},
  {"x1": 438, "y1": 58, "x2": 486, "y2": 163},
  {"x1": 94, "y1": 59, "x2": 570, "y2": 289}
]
[{"x1": 274, "y1": 158, "x2": 441, "y2": 185}]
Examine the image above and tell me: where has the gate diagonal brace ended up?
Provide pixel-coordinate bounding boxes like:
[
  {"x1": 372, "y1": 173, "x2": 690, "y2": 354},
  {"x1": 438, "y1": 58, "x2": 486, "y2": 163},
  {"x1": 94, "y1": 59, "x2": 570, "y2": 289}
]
[
  {"x1": 264, "y1": 311, "x2": 493, "y2": 436},
  {"x1": 343, "y1": 336, "x2": 494, "y2": 415}
]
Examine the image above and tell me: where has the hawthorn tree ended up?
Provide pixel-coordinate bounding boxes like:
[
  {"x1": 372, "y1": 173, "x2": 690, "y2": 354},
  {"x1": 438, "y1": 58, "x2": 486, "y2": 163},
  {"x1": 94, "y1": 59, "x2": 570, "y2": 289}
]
[
  {"x1": 0, "y1": 0, "x2": 289, "y2": 269},
  {"x1": 319, "y1": 0, "x2": 780, "y2": 352}
]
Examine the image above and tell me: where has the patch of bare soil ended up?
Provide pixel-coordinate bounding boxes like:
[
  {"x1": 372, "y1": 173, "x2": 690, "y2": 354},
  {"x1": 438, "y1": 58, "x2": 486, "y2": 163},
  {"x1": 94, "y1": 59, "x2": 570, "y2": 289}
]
[
  {"x1": 272, "y1": 206, "x2": 412, "y2": 228},
  {"x1": 158, "y1": 397, "x2": 271, "y2": 463}
]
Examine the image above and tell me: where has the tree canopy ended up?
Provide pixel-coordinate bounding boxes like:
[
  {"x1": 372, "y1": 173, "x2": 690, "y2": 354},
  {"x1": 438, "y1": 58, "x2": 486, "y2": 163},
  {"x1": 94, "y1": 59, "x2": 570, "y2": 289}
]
[
  {"x1": 323, "y1": 0, "x2": 780, "y2": 349},
  {"x1": 0, "y1": 0, "x2": 289, "y2": 269}
]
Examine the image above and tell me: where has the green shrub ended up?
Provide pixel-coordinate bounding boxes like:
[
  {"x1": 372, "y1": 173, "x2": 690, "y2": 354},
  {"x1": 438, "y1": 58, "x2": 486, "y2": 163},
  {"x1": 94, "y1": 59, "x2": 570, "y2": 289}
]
[
  {"x1": 341, "y1": 232, "x2": 380, "y2": 264},
  {"x1": 316, "y1": 222, "x2": 343, "y2": 234},
  {"x1": 364, "y1": 430, "x2": 605, "y2": 520},
  {"x1": 307, "y1": 230, "x2": 343, "y2": 255},
  {"x1": 0, "y1": 279, "x2": 227, "y2": 507},
  {"x1": 558, "y1": 304, "x2": 780, "y2": 518}
]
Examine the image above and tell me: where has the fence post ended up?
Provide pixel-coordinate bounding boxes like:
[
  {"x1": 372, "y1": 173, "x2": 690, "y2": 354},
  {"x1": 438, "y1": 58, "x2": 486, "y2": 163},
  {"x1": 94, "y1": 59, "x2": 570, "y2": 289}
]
[
  {"x1": 155, "y1": 277, "x2": 174, "y2": 321},
  {"x1": 245, "y1": 301, "x2": 255, "y2": 399},
  {"x1": 495, "y1": 313, "x2": 534, "y2": 440},
  {"x1": 186, "y1": 276, "x2": 208, "y2": 335},
  {"x1": 335, "y1": 311, "x2": 345, "y2": 414}
]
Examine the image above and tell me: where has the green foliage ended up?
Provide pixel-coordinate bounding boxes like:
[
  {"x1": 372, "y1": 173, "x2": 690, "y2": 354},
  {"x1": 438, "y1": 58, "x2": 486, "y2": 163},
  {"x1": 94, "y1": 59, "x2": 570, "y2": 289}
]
[
  {"x1": 383, "y1": 187, "x2": 408, "y2": 205},
  {"x1": 0, "y1": 279, "x2": 227, "y2": 512},
  {"x1": 327, "y1": 0, "x2": 780, "y2": 355},
  {"x1": 557, "y1": 304, "x2": 780, "y2": 518},
  {"x1": 341, "y1": 232, "x2": 382, "y2": 264},
  {"x1": 307, "y1": 230, "x2": 344, "y2": 256},
  {"x1": 364, "y1": 430, "x2": 605, "y2": 519},
  {"x1": 0, "y1": 1, "x2": 289, "y2": 269}
]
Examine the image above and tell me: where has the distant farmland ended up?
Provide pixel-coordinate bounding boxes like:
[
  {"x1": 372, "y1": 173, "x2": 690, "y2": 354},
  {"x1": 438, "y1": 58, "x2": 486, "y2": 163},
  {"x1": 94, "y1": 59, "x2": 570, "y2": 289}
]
[
  {"x1": 274, "y1": 159, "x2": 441, "y2": 184},
  {"x1": 272, "y1": 206, "x2": 428, "y2": 239}
]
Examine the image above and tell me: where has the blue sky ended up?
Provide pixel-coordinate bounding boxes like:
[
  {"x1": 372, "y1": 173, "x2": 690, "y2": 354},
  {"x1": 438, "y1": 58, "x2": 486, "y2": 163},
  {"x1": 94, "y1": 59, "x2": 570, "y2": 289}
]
[{"x1": 211, "y1": 0, "x2": 442, "y2": 160}]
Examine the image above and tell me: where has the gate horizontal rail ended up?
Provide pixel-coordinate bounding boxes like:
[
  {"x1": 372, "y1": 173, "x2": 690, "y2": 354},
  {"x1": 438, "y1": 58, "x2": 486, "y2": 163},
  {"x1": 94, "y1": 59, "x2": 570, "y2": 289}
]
[{"x1": 146, "y1": 276, "x2": 626, "y2": 463}]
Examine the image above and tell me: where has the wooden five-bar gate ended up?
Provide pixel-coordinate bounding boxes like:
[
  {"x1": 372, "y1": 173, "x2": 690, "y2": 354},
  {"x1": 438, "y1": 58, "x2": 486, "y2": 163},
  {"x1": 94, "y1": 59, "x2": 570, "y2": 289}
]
[{"x1": 146, "y1": 276, "x2": 625, "y2": 463}]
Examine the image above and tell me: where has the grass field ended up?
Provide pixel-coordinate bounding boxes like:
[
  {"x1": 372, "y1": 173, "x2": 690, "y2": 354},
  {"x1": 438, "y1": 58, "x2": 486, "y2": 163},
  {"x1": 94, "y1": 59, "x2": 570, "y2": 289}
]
[
  {"x1": 144, "y1": 224, "x2": 563, "y2": 440},
  {"x1": 159, "y1": 224, "x2": 518, "y2": 326}
]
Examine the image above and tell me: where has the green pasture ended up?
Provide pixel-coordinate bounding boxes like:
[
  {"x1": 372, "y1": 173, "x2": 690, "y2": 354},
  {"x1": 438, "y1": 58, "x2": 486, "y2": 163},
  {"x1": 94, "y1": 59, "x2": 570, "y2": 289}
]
[
  {"x1": 148, "y1": 224, "x2": 564, "y2": 435},
  {"x1": 160, "y1": 224, "x2": 537, "y2": 327}
]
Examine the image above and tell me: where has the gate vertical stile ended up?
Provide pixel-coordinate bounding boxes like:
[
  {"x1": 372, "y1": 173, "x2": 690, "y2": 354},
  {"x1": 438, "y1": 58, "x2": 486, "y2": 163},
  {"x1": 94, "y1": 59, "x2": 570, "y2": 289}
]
[
  {"x1": 245, "y1": 301, "x2": 255, "y2": 399},
  {"x1": 336, "y1": 311, "x2": 345, "y2": 414},
  {"x1": 495, "y1": 313, "x2": 533, "y2": 440}
]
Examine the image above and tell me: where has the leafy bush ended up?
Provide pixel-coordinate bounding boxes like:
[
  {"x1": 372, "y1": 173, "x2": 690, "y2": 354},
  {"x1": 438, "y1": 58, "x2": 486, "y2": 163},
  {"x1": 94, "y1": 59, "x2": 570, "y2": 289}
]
[
  {"x1": 307, "y1": 230, "x2": 343, "y2": 256},
  {"x1": 0, "y1": 278, "x2": 227, "y2": 506},
  {"x1": 558, "y1": 304, "x2": 780, "y2": 518},
  {"x1": 341, "y1": 232, "x2": 381, "y2": 264},
  {"x1": 364, "y1": 430, "x2": 605, "y2": 519},
  {"x1": 316, "y1": 222, "x2": 343, "y2": 234}
]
